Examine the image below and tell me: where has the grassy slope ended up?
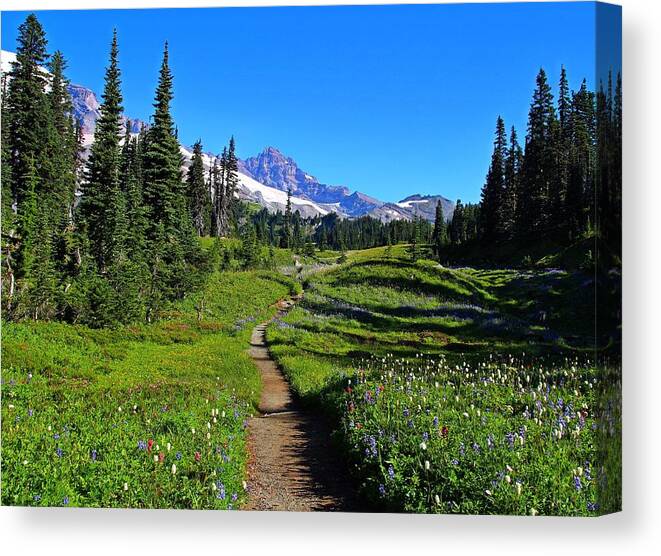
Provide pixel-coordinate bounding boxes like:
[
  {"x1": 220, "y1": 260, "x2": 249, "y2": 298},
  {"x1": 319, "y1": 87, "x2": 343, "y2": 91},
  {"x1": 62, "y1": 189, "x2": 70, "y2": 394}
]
[
  {"x1": 270, "y1": 248, "x2": 597, "y2": 403},
  {"x1": 1, "y1": 270, "x2": 300, "y2": 509},
  {"x1": 267, "y1": 249, "x2": 620, "y2": 515}
]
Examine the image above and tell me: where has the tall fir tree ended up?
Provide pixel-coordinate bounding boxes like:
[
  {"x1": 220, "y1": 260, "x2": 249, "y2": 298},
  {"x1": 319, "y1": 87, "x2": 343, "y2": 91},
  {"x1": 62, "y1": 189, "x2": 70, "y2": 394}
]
[
  {"x1": 6, "y1": 13, "x2": 50, "y2": 211},
  {"x1": 142, "y1": 42, "x2": 186, "y2": 240},
  {"x1": 517, "y1": 68, "x2": 558, "y2": 239},
  {"x1": 282, "y1": 188, "x2": 293, "y2": 248},
  {"x1": 432, "y1": 199, "x2": 447, "y2": 259},
  {"x1": 46, "y1": 50, "x2": 79, "y2": 277},
  {"x1": 142, "y1": 42, "x2": 201, "y2": 306},
  {"x1": 479, "y1": 116, "x2": 508, "y2": 242},
  {"x1": 502, "y1": 126, "x2": 522, "y2": 239},
  {"x1": 79, "y1": 29, "x2": 124, "y2": 272},
  {"x1": 566, "y1": 80, "x2": 595, "y2": 240},
  {"x1": 219, "y1": 136, "x2": 239, "y2": 237},
  {"x1": 186, "y1": 140, "x2": 211, "y2": 236},
  {"x1": 449, "y1": 199, "x2": 466, "y2": 246}
]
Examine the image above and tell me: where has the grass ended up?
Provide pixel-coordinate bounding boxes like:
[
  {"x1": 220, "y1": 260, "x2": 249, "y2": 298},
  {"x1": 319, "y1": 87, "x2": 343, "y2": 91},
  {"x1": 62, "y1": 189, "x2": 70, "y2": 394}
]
[
  {"x1": 267, "y1": 251, "x2": 621, "y2": 515},
  {"x1": 1, "y1": 270, "x2": 300, "y2": 508},
  {"x1": 1, "y1": 241, "x2": 620, "y2": 515}
]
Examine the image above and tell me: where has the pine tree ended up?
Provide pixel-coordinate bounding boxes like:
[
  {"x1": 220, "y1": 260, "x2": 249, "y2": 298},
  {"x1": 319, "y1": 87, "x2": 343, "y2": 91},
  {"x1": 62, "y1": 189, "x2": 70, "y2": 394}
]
[
  {"x1": 6, "y1": 13, "x2": 50, "y2": 211},
  {"x1": 142, "y1": 42, "x2": 185, "y2": 240},
  {"x1": 502, "y1": 126, "x2": 522, "y2": 239},
  {"x1": 142, "y1": 42, "x2": 202, "y2": 307},
  {"x1": 292, "y1": 211, "x2": 303, "y2": 251},
  {"x1": 409, "y1": 216, "x2": 422, "y2": 262},
  {"x1": 282, "y1": 188, "x2": 293, "y2": 248},
  {"x1": 210, "y1": 153, "x2": 224, "y2": 236},
  {"x1": 566, "y1": 80, "x2": 595, "y2": 240},
  {"x1": 1, "y1": 70, "x2": 17, "y2": 313},
  {"x1": 449, "y1": 200, "x2": 466, "y2": 246},
  {"x1": 240, "y1": 223, "x2": 258, "y2": 269},
  {"x1": 187, "y1": 140, "x2": 211, "y2": 236},
  {"x1": 15, "y1": 156, "x2": 58, "y2": 320},
  {"x1": 46, "y1": 51, "x2": 79, "y2": 277},
  {"x1": 221, "y1": 136, "x2": 239, "y2": 236},
  {"x1": 558, "y1": 66, "x2": 571, "y2": 133},
  {"x1": 79, "y1": 29, "x2": 124, "y2": 271},
  {"x1": 432, "y1": 200, "x2": 447, "y2": 259},
  {"x1": 480, "y1": 116, "x2": 508, "y2": 241},
  {"x1": 517, "y1": 68, "x2": 558, "y2": 239}
]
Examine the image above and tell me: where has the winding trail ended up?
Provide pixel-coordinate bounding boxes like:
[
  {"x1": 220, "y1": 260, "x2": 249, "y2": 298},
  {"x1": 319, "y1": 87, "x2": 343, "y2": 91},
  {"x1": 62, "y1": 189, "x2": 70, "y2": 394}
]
[{"x1": 244, "y1": 296, "x2": 355, "y2": 512}]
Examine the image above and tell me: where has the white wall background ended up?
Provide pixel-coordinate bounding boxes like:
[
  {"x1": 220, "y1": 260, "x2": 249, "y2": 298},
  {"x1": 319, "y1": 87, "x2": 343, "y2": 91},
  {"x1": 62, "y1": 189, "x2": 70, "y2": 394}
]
[{"x1": 1, "y1": 1, "x2": 658, "y2": 555}]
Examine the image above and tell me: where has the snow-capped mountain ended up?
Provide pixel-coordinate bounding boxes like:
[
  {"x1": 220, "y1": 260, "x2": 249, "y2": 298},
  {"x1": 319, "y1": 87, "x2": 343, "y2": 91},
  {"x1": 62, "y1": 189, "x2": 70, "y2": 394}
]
[
  {"x1": 179, "y1": 146, "x2": 329, "y2": 219},
  {"x1": 2, "y1": 48, "x2": 455, "y2": 222},
  {"x1": 238, "y1": 146, "x2": 455, "y2": 222},
  {"x1": 239, "y1": 146, "x2": 385, "y2": 217}
]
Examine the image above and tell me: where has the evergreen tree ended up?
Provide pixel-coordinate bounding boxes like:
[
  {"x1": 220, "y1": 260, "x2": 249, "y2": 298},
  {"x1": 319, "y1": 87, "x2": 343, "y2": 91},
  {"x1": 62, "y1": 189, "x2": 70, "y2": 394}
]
[
  {"x1": 47, "y1": 51, "x2": 80, "y2": 278},
  {"x1": 79, "y1": 30, "x2": 124, "y2": 271},
  {"x1": 142, "y1": 42, "x2": 202, "y2": 307},
  {"x1": 142, "y1": 42, "x2": 186, "y2": 240},
  {"x1": 566, "y1": 80, "x2": 595, "y2": 240},
  {"x1": 240, "y1": 223, "x2": 259, "y2": 269},
  {"x1": 221, "y1": 136, "x2": 239, "y2": 236},
  {"x1": 210, "y1": 152, "x2": 224, "y2": 236},
  {"x1": 120, "y1": 123, "x2": 148, "y2": 258},
  {"x1": 502, "y1": 126, "x2": 522, "y2": 239},
  {"x1": 282, "y1": 188, "x2": 293, "y2": 248},
  {"x1": 15, "y1": 156, "x2": 59, "y2": 320},
  {"x1": 6, "y1": 13, "x2": 50, "y2": 210},
  {"x1": 479, "y1": 116, "x2": 508, "y2": 241},
  {"x1": 1, "y1": 64, "x2": 17, "y2": 313},
  {"x1": 186, "y1": 140, "x2": 211, "y2": 236},
  {"x1": 449, "y1": 200, "x2": 466, "y2": 246},
  {"x1": 432, "y1": 199, "x2": 447, "y2": 258},
  {"x1": 409, "y1": 216, "x2": 422, "y2": 262},
  {"x1": 292, "y1": 211, "x2": 303, "y2": 251},
  {"x1": 517, "y1": 68, "x2": 558, "y2": 239}
]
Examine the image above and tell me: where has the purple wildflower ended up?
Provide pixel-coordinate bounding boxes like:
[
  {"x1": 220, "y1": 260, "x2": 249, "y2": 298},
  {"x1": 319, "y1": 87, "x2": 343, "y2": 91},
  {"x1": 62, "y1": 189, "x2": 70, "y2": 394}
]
[{"x1": 573, "y1": 476, "x2": 582, "y2": 491}]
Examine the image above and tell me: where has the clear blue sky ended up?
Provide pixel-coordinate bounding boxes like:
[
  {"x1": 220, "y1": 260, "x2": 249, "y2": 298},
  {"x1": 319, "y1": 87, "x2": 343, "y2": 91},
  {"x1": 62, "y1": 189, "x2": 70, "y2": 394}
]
[{"x1": 1, "y1": 3, "x2": 619, "y2": 203}]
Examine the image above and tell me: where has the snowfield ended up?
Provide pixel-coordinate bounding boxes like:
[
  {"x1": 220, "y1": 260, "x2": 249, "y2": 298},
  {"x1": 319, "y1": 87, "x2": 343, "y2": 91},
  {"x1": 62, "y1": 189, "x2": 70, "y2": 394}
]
[{"x1": 395, "y1": 199, "x2": 430, "y2": 209}]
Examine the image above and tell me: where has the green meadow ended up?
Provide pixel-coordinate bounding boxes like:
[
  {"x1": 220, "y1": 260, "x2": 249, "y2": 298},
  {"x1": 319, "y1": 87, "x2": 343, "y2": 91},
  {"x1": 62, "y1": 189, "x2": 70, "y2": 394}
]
[
  {"x1": 266, "y1": 246, "x2": 621, "y2": 515},
  {"x1": 1, "y1": 269, "x2": 300, "y2": 508}
]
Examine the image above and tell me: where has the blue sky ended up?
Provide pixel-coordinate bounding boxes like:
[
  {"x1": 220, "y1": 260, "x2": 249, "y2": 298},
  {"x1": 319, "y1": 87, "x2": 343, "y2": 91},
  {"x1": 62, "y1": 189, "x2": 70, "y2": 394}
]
[{"x1": 1, "y1": 3, "x2": 618, "y2": 203}]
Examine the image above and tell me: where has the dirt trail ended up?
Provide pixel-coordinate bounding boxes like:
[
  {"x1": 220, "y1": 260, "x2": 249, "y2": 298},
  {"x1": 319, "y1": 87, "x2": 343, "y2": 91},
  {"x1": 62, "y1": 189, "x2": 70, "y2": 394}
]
[{"x1": 244, "y1": 296, "x2": 355, "y2": 512}]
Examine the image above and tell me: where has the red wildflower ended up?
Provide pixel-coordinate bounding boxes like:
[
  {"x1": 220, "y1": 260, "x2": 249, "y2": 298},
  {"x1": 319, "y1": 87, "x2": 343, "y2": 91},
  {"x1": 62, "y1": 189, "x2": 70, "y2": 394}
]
[
  {"x1": 158, "y1": 451, "x2": 165, "y2": 463},
  {"x1": 355, "y1": 423, "x2": 362, "y2": 430},
  {"x1": 378, "y1": 385, "x2": 384, "y2": 392},
  {"x1": 441, "y1": 426, "x2": 449, "y2": 438},
  {"x1": 194, "y1": 451, "x2": 201, "y2": 462},
  {"x1": 345, "y1": 387, "x2": 353, "y2": 394},
  {"x1": 147, "y1": 439, "x2": 154, "y2": 453}
]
